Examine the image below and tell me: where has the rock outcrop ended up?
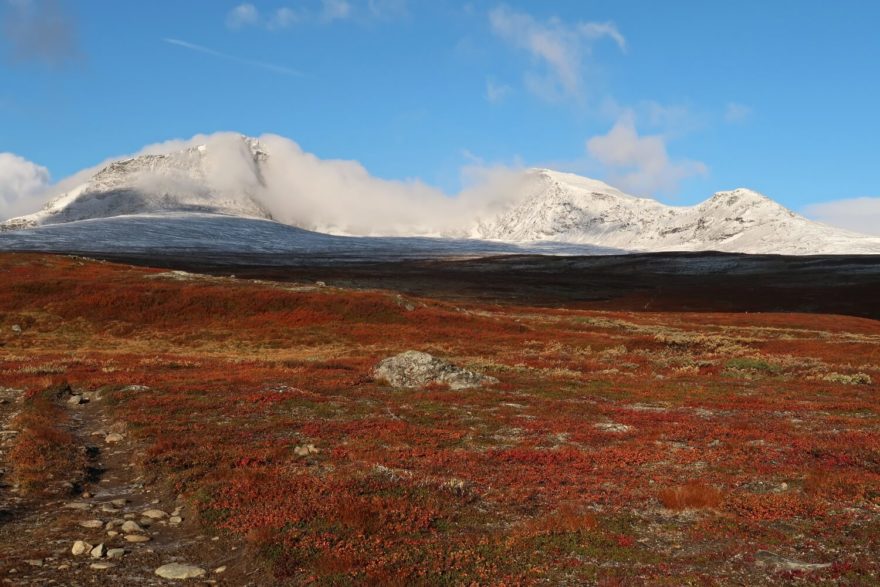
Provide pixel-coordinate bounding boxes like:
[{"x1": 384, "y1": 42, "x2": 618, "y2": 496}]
[{"x1": 374, "y1": 351, "x2": 497, "y2": 390}]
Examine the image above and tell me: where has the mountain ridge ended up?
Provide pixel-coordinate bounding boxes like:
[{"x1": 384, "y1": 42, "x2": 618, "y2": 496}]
[{"x1": 3, "y1": 135, "x2": 879, "y2": 255}]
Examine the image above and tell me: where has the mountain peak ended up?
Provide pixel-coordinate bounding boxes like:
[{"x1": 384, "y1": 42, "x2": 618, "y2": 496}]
[
  {"x1": 525, "y1": 168, "x2": 640, "y2": 201},
  {"x1": 1, "y1": 134, "x2": 274, "y2": 231},
  {"x1": 2, "y1": 139, "x2": 879, "y2": 254},
  {"x1": 708, "y1": 187, "x2": 773, "y2": 205}
]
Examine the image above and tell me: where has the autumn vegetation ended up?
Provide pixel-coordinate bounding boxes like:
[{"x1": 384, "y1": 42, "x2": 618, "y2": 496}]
[
  {"x1": 7, "y1": 382, "x2": 85, "y2": 495},
  {"x1": 1, "y1": 253, "x2": 878, "y2": 584}
]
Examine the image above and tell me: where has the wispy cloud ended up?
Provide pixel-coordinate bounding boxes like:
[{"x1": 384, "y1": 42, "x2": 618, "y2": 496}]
[
  {"x1": 485, "y1": 78, "x2": 511, "y2": 104},
  {"x1": 586, "y1": 113, "x2": 708, "y2": 197},
  {"x1": 489, "y1": 5, "x2": 625, "y2": 102},
  {"x1": 162, "y1": 38, "x2": 302, "y2": 76},
  {"x1": 1, "y1": 0, "x2": 82, "y2": 68},
  {"x1": 367, "y1": 0, "x2": 408, "y2": 20},
  {"x1": 320, "y1": 0, "x2": 352, "y2": 22},
  {"x1": 724, "y1": 102, "x2": 752, "y2": 124},
  {"x1": 226, "y1": 0, "x2": 400, "y2": 30},
  {"x1": 268, "y1": 7, "x2": 302, "y2": 29},
  {"x1": 225, "y1": 3, "x2": 260, "y2": 29},
  {"x1": 802, "y1": 197, "x2": 880, "y2": 236}
]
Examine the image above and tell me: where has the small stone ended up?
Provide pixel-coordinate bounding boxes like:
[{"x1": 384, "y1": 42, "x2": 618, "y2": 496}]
[
  {"x1": 111, "y1": 498, "x2": 127, "y2": 508},
  {"x1": 594, "y1": 421, "x2": 633, "y2": 433},
  {"x1": 105, "y1": 433, "x2": 123, "y2": 443},
  {"x1": 123, "y1": 513, "x2": 136, "y2": 519},
  {"x1": 294, "y1": 444, "x2": 320, "y2": 456},
  {"x1": 106, "y1": 518, "x2": 126, "y2": 529},
  {"x1": 154, "y1": 563, "x2": 207, "y2": 580},
  {"x1": 106, "y1": 548, "x2": 125, "y2": 559},
  {"x1": 71, "y1": 540, "x2": 92, "y2": 556},
  {"x1": 25, "y1": 560, "x2": 43, "y2": 567},
  {"x1": 90, "y1": 562, "x2": 113, "y2": 570},
  {"x1": 79, "y1": 519, "x2": 104, "y2": 529},
  {"x1": 211, "y1": 536, "x2": 220, "y2": 541},
  {"x1": 90, "y1": 543, "x2": 106, "y2": 558},
  {"x1": 107, "y1": 531, "x2": 119, "y2": 537},
  {"x1": 81, "y1": 491, "x2": 92, "y2": 499},
  {"x1": 11, "y1": 324, "x2": 21, "y2": 334},
  {"x1": 121, "y1": 520, "x2": 143, "y2": 533},
  {"x1": 68, "y1": 395, "x2": 84, "y2": 405},
  {"x1": 57, "y1": 564, "x2": 70, "y2": 570},
  {"x1": 124, "y1": 534, "x2": 151, "y2": 543},
  {"x1": 214, "y1": 566, "x2": 227, "y2": 574},
  {"x1": 169, "y1": 516, "x2": 183, "y2": 525},
  {"x1": 142, "y1": 509, "x2": 167, "y2": 519},
  {"x1": 65, "y1": 502, "x2": 92, "y2": 510}
]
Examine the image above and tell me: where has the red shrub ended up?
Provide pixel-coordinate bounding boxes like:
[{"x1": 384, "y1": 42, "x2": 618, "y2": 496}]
[{"x1": 659, "y1": 481, "x2": 723, "y2": 510}]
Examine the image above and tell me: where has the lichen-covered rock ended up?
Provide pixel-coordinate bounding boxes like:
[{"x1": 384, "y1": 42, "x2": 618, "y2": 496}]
[{"x1": 373, "y1": 351, "x2": 498, "y2": 390}]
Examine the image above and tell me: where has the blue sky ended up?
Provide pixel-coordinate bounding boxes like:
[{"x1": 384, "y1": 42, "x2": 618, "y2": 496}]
[{"x1": 1, "y1": 0, "x2": 879, "y2": 231}]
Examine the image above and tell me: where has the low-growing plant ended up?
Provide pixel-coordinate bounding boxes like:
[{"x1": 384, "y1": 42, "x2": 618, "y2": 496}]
[
  {"x1": 820, "y1": 372, "x2": 873, "y2": 385},
  {"x1": 8, "y1": 384, "x2": 85, "y2": 494},
  {"x1": 724, "y1": 357, "x2": 781, "y2": 373},
  {"x1": 658, "y1": 481, "x2": 723, "y2": 510}
]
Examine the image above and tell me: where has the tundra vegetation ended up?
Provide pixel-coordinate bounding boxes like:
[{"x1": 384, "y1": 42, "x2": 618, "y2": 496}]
[{"x1": 0, "y1": 254, "x2": 878, "y2": 585}]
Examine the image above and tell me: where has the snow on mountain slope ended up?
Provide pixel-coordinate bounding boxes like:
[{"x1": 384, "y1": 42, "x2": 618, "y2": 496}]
[
  {"x1": 0, "y1": 213, "x2": 622, "y2": 261},
  {"x1": 472, "y1": 169, "x2": 880, "y2": 255},
  {"x1": 1, "y1": 136, "x2": 273, "y2": 231},
  {"x1": 2, "y1": 136, "x2": 879, "y2": 256}
]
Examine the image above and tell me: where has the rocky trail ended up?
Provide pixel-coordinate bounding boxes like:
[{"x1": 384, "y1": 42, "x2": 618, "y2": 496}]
[{"x1": 0, "y1": 385, "x2": 259, "y2": 585}]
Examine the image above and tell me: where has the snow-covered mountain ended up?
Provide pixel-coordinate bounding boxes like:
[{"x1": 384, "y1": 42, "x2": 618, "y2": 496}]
[
  {"x1": 1, "y1": 136, "x2": 273, "y2": 232},
  {"x1": 3, "y1": 136, "x2": 879, "y2": 255},
  {"x1": 471, "y1": 169, "x2": 880, "y2": 255}
]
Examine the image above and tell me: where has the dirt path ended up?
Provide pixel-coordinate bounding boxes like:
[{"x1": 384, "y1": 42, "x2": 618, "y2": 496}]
[{"x1": 0, "y1": 386, "x2": 264, "y2": 586}]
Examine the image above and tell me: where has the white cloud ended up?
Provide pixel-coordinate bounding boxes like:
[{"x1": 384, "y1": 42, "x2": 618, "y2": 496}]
[
  {"x1": 578, "y1": 22, "x2": 626, "y2": 51},
  {"x1": 802, "y1": 197, "x2": 880, "y2": 236},
  {"x1": 0, "y1": 152, "x2": 51, "y2": 220},
  {"x1": 586, "y1": 114, "x2": 708, "y2": 197},
  {"x1": 485, "y1": 78, "x2": 511, "y2": 103},
  {"x1": 268, "y1": 7, "x2": 302, "y2": 29},
  {"x1": 489, "y1": 5, "x2": 625, "y2": 101},
  {"x1": 724, "y1": 102, "x2": 752, "y2": 124},
  {"x1": 367, "y1": 0, "x2": 408, "y2": 20},
  {"x1": 228, "y1": 1, "x2": 400, "y2": 30},
  {"x1": 4, "y1": 133, "x2": 531, "y2": 237},
  {"x1": 225, "y1": 3, "x2": 259, "y2": 29},
  {"x1": 320, "y1": 0, "x2": 352, "y2": 22}
]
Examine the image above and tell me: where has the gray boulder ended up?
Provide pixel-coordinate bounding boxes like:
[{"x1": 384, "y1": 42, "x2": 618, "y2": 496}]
[{"x1": 374, "y1": 351, "x2": 497, "y2": 390}]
